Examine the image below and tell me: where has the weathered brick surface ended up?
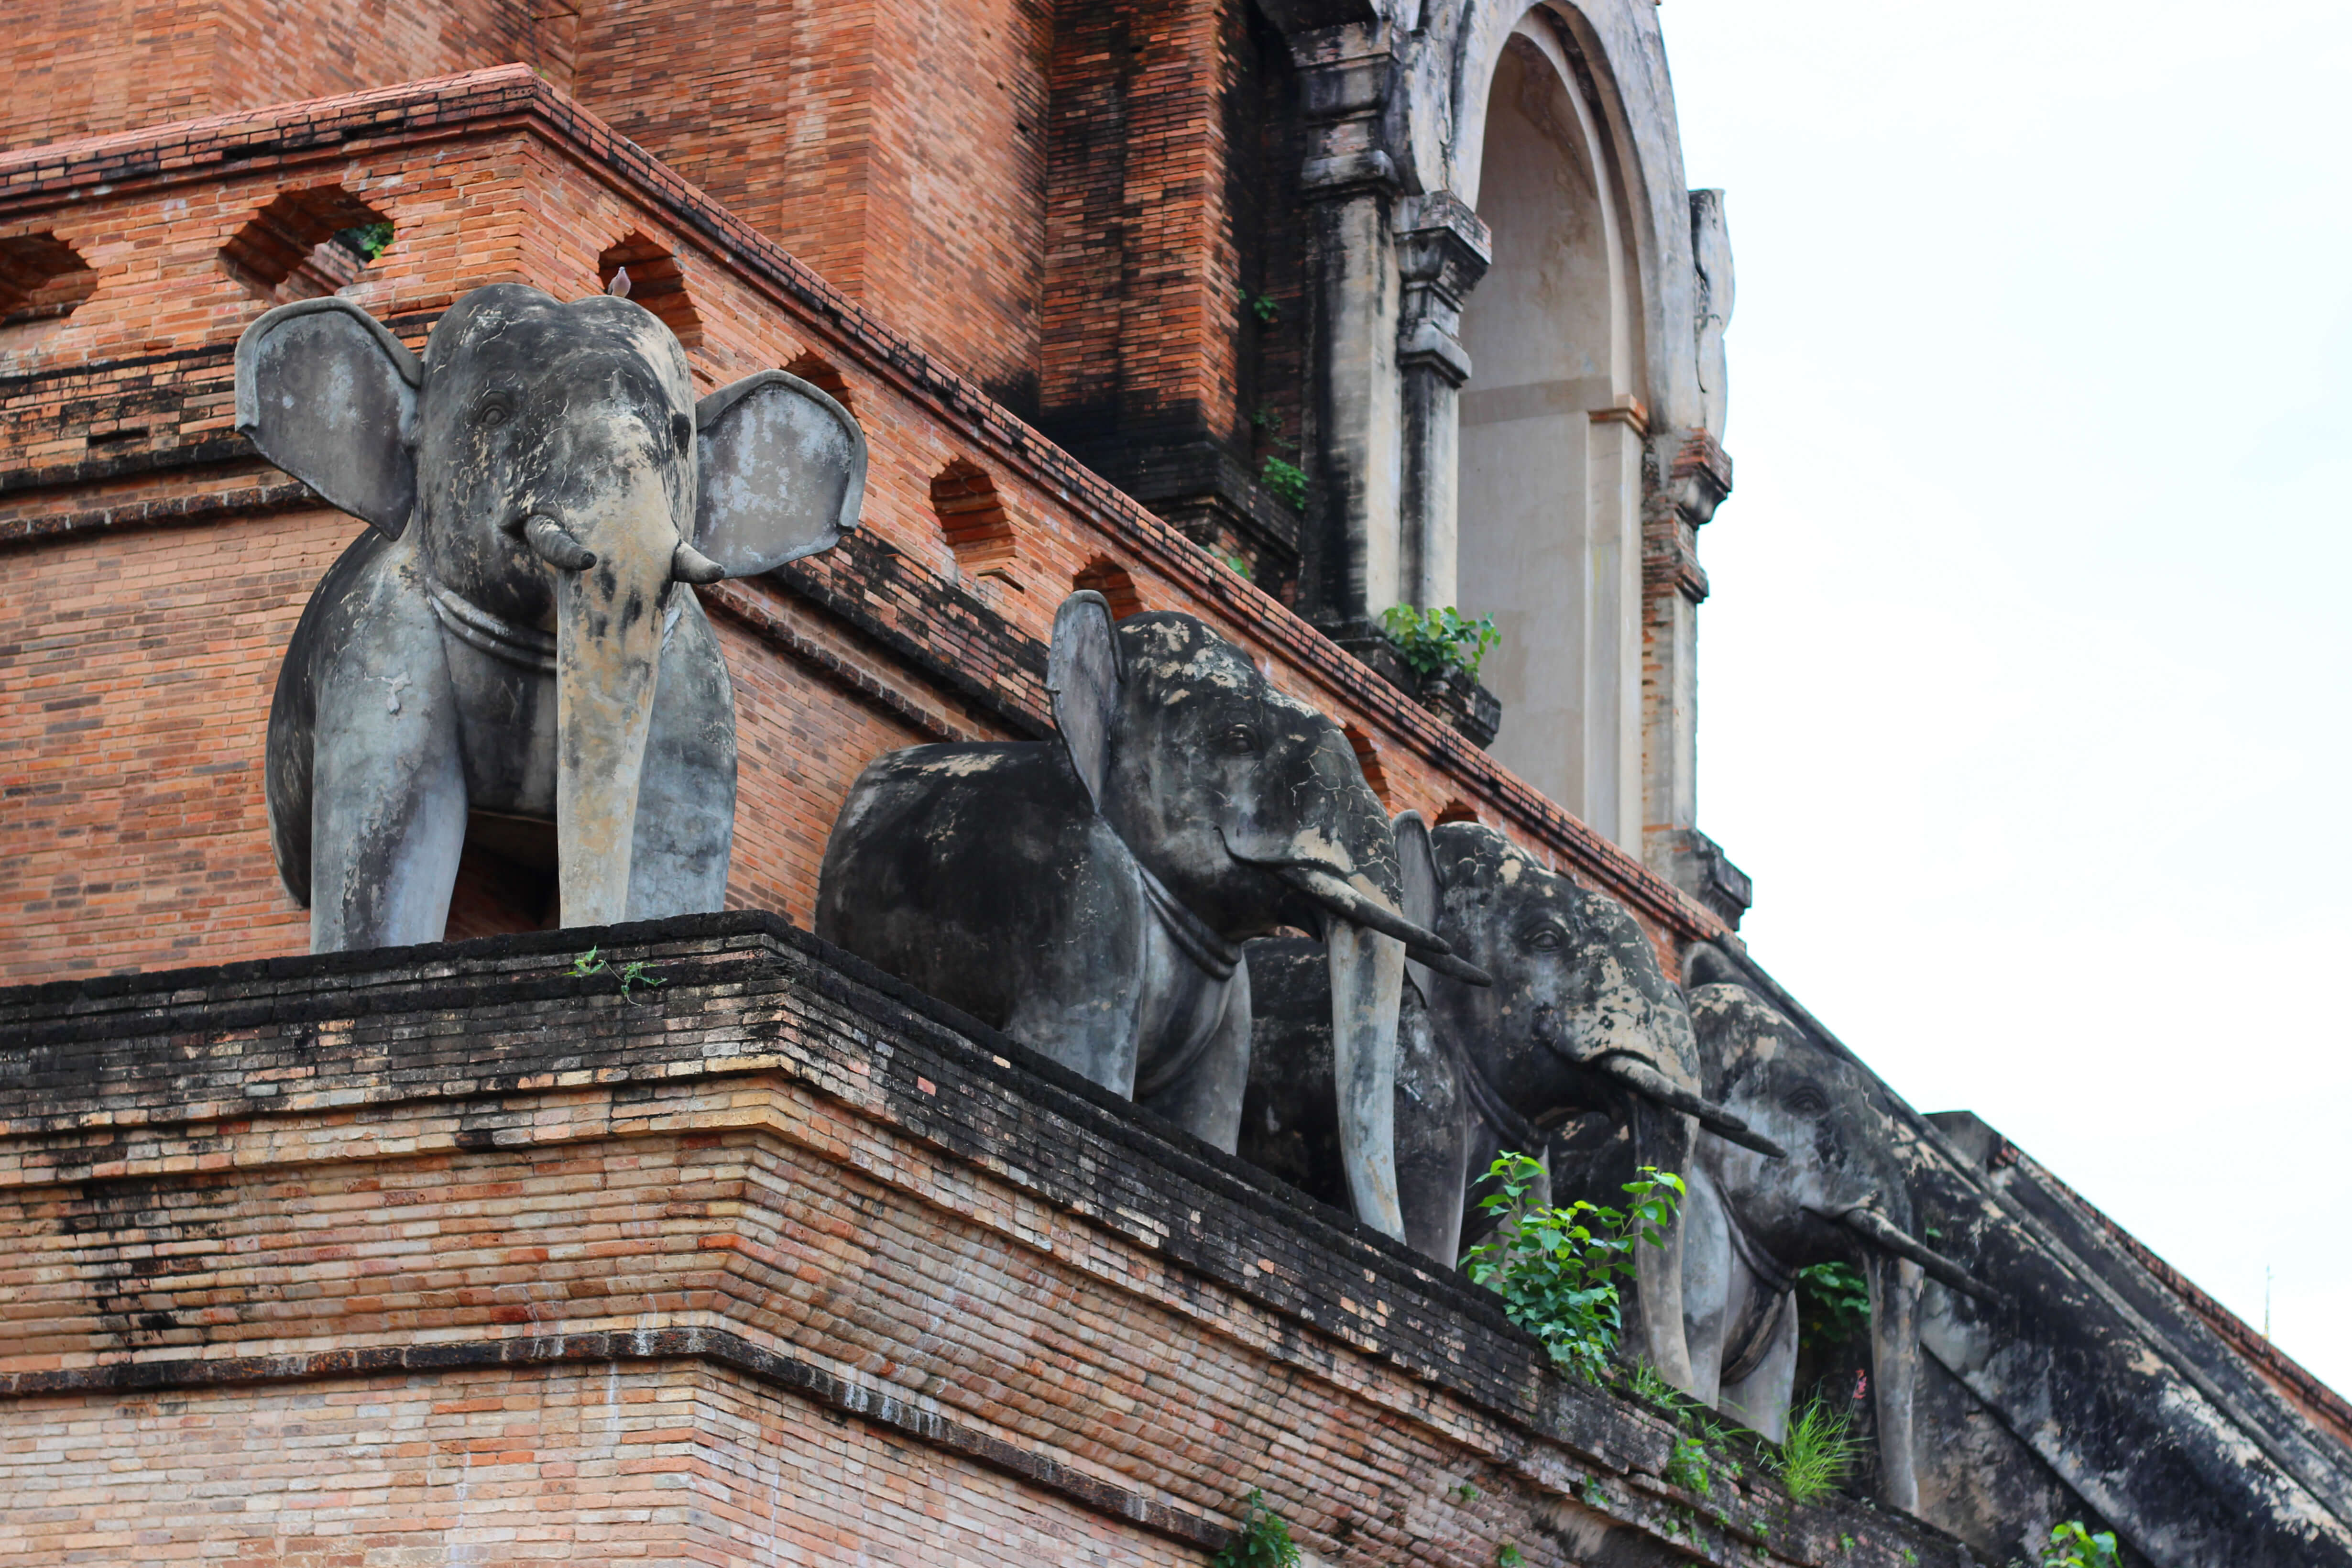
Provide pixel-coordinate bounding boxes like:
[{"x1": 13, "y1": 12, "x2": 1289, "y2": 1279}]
[
  {"x1": 0, "y1": 71, "x2": 1723, "y2": 987},
  {"x1": 0, "y1": 916, "x2": 1971, "y2": 1567}
]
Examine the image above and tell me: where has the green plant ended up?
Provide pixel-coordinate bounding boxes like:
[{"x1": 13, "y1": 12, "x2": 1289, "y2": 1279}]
[
  {"x1": 1378, "y1": 604, "x2": 1501, "y2": 682},
  {"x1": 1451, "y1": 1481, "x2": 1481, "y2": 1504},
  {"x1": 335, "y1": 221, "x2": 395, "y2": 262},
  {"x1": 1223, "y1": 552, "x2": 1255, "y2": 581},
  {"x1": 1794, "y1": 1260, "x2": 1871, "y2": 1350},
  {"x1": 1496, "y1": 1546, "x2": 1524, "y2": 1568},
  {"x1": 1213, "y1": 1490, "x2": 1300, "y2": 1568},
  {"x1": 1261, "y1": 456, "x2": 1309, "y2": 510},
  {"x1": 1242, "y1": 289, "x2": 1282, "y2": 325},
  {"x1": 1769, "y1": 1398, "x2": 1866, "y2": 1505},
  {"x1": 1667, "y1": 1433, "x2": 1716, "y2": 1495},
  {"x1": 1459, "y1": 1152, "x2": 1683, "y2": 1382},
  {"x1": 569, "y1": 947, "x2": 667, "y2": 1002},
  {"x1": 2042, "y1": 1521, "x2": 2120, "y2": 1568}
]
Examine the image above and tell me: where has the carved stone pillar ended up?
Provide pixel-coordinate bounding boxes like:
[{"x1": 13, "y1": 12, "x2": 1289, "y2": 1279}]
[
  {"x1": 1394, "y1": 191, "x2": 1489, "y2": 614},
  {"x1": 1641, "y1": 425, "x2": 1740, "y2": 919},
  {"x1": 1288, "y1": 22, "x2": 1402, "y2": 632}
]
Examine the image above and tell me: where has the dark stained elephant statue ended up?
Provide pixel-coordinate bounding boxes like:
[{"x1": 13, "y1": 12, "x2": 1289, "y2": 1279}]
[
  {"x1": 1242, "y1": 819, "x2": 1781, "y2": 1392},
  {"x1": 816, "y1": 594, "x2": 1485, "y2": 1240},
  {"x1": 238, "y1": 284, "x2": 865, "y2": 950},
  {"x1": 1669, "y1": 969, "x2": 1996, "y2": 1513}
]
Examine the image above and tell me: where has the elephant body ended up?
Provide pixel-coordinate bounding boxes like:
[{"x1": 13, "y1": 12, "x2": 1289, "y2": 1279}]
[
  {"x1": 818, "y1": 740, "x2": 1250, "y2": 1130},
  {"x1": 1243, "y1": 819, "x2": 1780, "y2": 1393},
  {"x1": 238, "y1": 284, "x2": 865, "y2": 950},
  {"x1": 1667, "y1": 974, "x2": 1993, "y2": 1512},
  {"x1": 819, "y1": 597, "x2": 1480, "y2": 1241}
]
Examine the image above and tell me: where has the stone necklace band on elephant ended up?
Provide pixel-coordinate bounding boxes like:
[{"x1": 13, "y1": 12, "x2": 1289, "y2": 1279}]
[
  {"x1": 1719, "y1": 1199, "x2": 1798, "y2": 1387},
  {"x1": 1129, "y1": 861, "x2": 1245, "y2": 1102},
  {"x1": 426, "y1": 577, "x2": 687, "y2": 676}
]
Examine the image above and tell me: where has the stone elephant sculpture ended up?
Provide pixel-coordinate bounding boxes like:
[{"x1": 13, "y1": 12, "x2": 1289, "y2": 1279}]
[
  {"x1": 1670, "y1": 971, "x2": 1995, "y2": 1512},
  {"x1": 1242, "y1": 819, "x2": 1781, "y2": 1392},
  {"x1": 239, "y1": 284, "x2": 864, "y2": 950},
  {"x1": 816, "y1": 594, "x2": 1485, "y2": 1239}
]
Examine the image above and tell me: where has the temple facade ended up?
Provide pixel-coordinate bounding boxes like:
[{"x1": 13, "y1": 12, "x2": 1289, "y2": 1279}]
[{"x1": 0, "y1": 3, "x2": 2346, "y2": 1565}]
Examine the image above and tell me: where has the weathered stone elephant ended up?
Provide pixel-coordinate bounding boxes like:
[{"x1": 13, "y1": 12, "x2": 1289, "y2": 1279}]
[
  {"x1": 1243, "y1": 819, "x2": 1781, "y2": 1391},
  {"x1": 239, "y1": 285, "x2": 865, "y2": 950},
  {"x1": 1669, "y1": 972, "x2": 1996, "y2": 1512},
  {"x1": 816, "y1": 595, "x2": 1484, "y2": 1239}
]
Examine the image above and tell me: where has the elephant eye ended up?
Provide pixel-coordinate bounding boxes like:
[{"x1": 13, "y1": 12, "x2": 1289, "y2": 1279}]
[
  {"x1": 476, "y1": 395, "x2": 514, "y2": 430},
  {"x1": 1217, "y1": 724, "x2": 1258, "y2": 756},
  {"x1": 1521, "y1": 924, "x2": 1566, "y2": 953},
  {"x1": 1784, "y1": 1084, "x2": 1829, "y2": 1115}
]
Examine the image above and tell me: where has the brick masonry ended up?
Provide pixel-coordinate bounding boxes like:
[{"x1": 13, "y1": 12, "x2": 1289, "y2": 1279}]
[
  {"x1": 0, "y1": 68, "x2": 1729, "y2": 987},
  {"x1": 0, "y1": 913, "x2": 1970, "y2": 1567}
]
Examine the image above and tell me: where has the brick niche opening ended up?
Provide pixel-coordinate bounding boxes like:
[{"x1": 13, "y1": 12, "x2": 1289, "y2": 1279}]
[
  {"x1": 782, "y1": 351, "x2": 854, "y2": 412},
  {"x1": 1433, "y1": 798, "x2": 1482, "y2": 826},
  {"x1": 1072, "y1": 557, "x2": 1142, "y2": 619},
  {"x1": 1342, "y1": 723, "x2": 1391, "y2": 808},
  {"x1": 931, "y1": 459, "x2": 1019, "y2": 586},
  {"x1": 0, "y1": 233, "x2": 98, "y2": 329},
  {"x1": 219, "y1": 187, "x2": 394, "y2": 304},
  {"x1": 598, "y1": 232, "x2": 702, "y2": 346}
]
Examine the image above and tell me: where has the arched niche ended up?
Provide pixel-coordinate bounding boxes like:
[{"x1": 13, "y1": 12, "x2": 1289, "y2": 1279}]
[{"x1": 1455, "y1": 13, "x2": 1647, "y2": 849}]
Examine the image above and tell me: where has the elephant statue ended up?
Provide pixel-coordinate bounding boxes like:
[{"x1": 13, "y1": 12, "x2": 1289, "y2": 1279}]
[
  {"x1": 237, "y1": 284, "x2": 865, "y2": 950},
  {"x1": 815, "y1": 594, "x2": 1485, "y2": 1240},
  {"x1": 1666, "y1": 971, "x2": 1995, "y2": 1512},
  {"x1": 1242, "y1": 819, "x2": 1782, "y2": 1393}
]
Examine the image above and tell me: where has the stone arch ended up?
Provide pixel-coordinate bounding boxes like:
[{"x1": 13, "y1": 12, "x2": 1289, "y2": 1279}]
[
  {"x1": 1341, "y1": 723, "x2": 1391, "y2": 809},
  {"x1": 782, "y1": 351, "x2": 854, "y2": 413},
  {"x1": 0, "y1": 233, "x2": 98, "y2": 329},
  {"x1": 1072, "y1": 557, "x2": 1142, "y2": 619},
  {"x1": 218, "y1": 186, "x2": 394, "y2": 304},
  {"x1": 931, "y1": 458, "x2": 1020, "y2": 587},
  {"x1": 1453, "y1": 9, "x2": 1648, "y2": 848},
  {"x1": 598, "y1": 231, "x2": 702, "y2": 346}
]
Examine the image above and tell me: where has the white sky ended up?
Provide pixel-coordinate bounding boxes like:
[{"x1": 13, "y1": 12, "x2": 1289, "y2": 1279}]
[{"x1": 1661, "y1": 1, "x2": 2352, "y2": 1395}]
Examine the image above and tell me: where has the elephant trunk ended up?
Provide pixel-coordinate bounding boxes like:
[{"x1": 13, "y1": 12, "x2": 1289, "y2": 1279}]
[
  {"x1": 1864, "y1": 1251, "x2": 1925, "y2": 1513},
  {"x1": 547, "y1": 463, "x2": 679, "y2": 926}
]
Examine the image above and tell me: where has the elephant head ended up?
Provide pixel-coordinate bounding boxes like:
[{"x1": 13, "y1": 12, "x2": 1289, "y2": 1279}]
[
  {"x1": 1419, "y1": 821, "x2": 1781, "y2": 1387},
  {"x1": 1685, "y1": 978, "x2": 1995, "y2": 1511},
  {"x1": 237, "y1": 284, "x2": 863, "y2": 934},
  {"x1": 1049, "y1": 600, "x2": 1483, "y2": 1232}
]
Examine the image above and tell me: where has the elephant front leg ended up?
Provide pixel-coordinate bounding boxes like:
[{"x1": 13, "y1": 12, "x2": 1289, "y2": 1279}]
[
  {"x1": 1136, "y1": 963, "x2": 1253, "y2": 1154},
  {"x1": 307, "y1": 591, "x2": 466, "y2": 952}
]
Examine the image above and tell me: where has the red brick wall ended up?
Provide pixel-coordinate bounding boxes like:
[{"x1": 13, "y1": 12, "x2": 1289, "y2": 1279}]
[
  {"x1": 0, "y1": 0, "x2": 561, "y2": 152},
  {"x1": 1040, "y1": 0, "x2": 1242, "y2": 446},
  {"x1": 568, "y1": 0, "x2": 1052, "y2": 404},
  {"x1": 0, "y1": 1364, "x2": 1197, "y2": 1565}
]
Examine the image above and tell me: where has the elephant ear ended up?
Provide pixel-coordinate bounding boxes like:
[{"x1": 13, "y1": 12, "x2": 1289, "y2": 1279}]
[
  {"x1": 694, "y1": 370, "x2": 868, "y2": 576},
  {"x1": 1048, "y1": 590, "x2": 1124, "y2": 811},
  {"x1": 1392, "y1": 810, "x2": 1440, "y2": 1000},
  {"x1": 235, "y1": 297, "x2": 421, "y2": 537}
]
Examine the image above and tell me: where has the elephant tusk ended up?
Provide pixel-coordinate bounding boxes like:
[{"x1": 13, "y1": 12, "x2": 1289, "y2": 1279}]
[
  {"x1": 1263, "y1": 863, "x2": 1491, "y2": 986},
  {"x1": 1411, "y1": 944, "x2": 1495, "y2": 988},
  {"x1": 1593, "y1": 1053, "x2": 1789, "y2": 1159},
  {"x1": 1840, "y1": 1206, "x2": 2001, "y2": 1303},
  {"x1": 671, "y1": 538, "x2": 730, "y2": 584},
  {"x1": 523, "y1": 514, "x2": 597, "y2": 572}
]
